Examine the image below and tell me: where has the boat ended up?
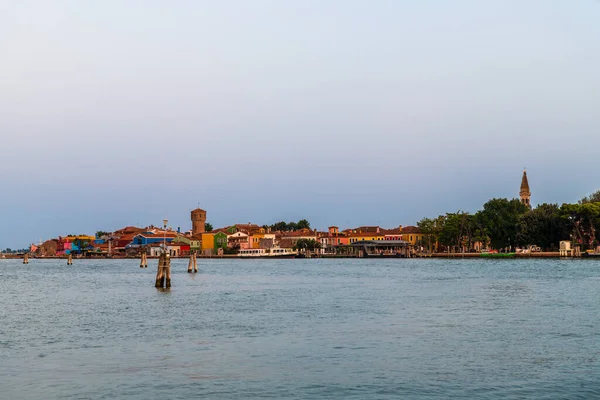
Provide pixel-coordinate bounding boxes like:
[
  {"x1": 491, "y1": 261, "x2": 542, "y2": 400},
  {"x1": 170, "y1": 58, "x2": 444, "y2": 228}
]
[
  {"x1": 480, "y1": 252, "x2": 516, "y2": 258},
  {"x1": 582, "y1": 251, "x2": 600, "y2": 258},
  {"x1": 238, "y1": 247, "x2": 297, "y2": 258}
]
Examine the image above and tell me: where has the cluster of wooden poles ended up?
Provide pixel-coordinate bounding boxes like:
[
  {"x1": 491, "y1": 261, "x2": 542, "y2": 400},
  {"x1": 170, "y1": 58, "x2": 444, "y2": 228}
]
[
  {"x1": 23, "y1": 253, "x2": 73, "y2": 265},
  {"x1": 140, "y1": 252, "x2": 149, "y2": 268},
  {"x1": 187, "y1": 252, "x2": 198, "y2": 273},
  {"x1": 23, "y1": 250, "x2": 197, "y2": 289}
]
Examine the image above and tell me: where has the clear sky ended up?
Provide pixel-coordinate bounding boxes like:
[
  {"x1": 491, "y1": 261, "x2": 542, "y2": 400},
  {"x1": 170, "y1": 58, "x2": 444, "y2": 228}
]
[{"x1": 2, "y1": 0, "x2": 600, "y2": 248}]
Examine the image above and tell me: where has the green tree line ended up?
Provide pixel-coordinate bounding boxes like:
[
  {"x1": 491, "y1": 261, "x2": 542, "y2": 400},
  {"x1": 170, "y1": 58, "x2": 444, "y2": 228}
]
[
  {"x1": 263, "y1": 219, "x2": 311, "y2": 232},
  {"x1": 417, "y1": 190, "x2": 600, "y2": 252}
]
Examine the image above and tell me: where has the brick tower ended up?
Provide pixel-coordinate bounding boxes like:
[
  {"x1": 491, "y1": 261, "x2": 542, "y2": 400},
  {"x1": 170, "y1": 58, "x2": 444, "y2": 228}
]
[
  {"x1": 191, "y1": 208, "x2": 206, "y2": 236},
  {"x1": 520, "y1": 169, "x2": 531, "y2": 208}
]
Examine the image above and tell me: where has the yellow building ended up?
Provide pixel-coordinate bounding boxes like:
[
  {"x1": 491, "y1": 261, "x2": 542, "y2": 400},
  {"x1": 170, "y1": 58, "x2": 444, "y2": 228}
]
[
  {"x1": 401, "y1": 226, "x2": 425, "y2": 245},
  {"x1": 346, "y1": 227, "x2": 385, "y2": 243},
  {"x1": 250, "y1": 228, "x2": 266, "y2": 249},
  {"x1": 201, "y1": 232, "x2": 215, "y2": 253}
]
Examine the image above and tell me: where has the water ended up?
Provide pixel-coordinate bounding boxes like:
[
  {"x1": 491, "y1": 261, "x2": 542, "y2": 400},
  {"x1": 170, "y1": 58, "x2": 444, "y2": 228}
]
[{"x1": 1, "y1": 258, "x2": 599, "y2": 399}]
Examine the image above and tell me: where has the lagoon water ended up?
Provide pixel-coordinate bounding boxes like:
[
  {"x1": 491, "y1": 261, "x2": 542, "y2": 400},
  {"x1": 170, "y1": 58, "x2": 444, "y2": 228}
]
[{"x1": 1, "y1": 258, "x2": 599, "y2": 399}]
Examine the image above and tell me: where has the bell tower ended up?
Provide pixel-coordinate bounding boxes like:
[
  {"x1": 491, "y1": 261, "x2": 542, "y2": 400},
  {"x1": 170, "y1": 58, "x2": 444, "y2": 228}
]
[
  {"x1": 191, "y1": 208, "x2": 206, "y2": 236},
  {"x1": 520, "y1": 169, "x2": 531, "y2": 208}
]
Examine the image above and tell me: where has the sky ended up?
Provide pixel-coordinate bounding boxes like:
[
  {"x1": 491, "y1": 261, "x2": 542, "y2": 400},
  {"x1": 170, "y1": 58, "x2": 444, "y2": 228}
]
[{"x1": 1, "y1": 0, "x2": 600, "y2": 248}]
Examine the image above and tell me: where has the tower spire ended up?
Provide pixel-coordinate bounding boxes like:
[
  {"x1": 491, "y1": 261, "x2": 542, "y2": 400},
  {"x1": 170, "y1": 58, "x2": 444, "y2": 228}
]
[{"x1": 520, "y1": 169, "x2": 531, "y2": 208}]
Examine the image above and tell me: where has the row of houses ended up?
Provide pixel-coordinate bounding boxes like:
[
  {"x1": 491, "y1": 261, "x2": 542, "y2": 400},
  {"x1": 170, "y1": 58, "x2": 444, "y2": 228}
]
[{"x1": 33, "y1": 224, "x2": 426, "y2": 257}]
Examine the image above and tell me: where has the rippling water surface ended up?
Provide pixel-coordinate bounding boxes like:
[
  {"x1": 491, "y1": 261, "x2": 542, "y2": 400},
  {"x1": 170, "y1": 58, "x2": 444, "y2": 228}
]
[{"x1": 1, "y1": 258, "x2": 599, "y2": 399}]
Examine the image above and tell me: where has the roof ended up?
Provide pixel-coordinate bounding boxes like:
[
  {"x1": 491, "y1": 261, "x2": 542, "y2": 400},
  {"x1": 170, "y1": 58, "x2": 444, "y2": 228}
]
[
  {"x1": 401, "y1": 226, "x2": 422, "y2": 234},
  {"x1": 520, "y1": 170, "x2": 530, "y2": 193},
  {"x1": 280, "y1": 230, "x2": 317, "y2": 238},
  {"x1": 349, "y1": 240, "x2": 409, "y2": 247},
  {"x1": 135, "y1": 232, "x2": 178, "y2": 239},
  {"x1": 203, "y1": 229, "x2": 229, "y2": 236},
  {"x1": 114, "y1": 226, "x2": 145, "y2": 235},
  {"x1": 354, "y1": 226, "x2": 381, "y2": 233},
  {"x1": 348, "y1": 232, "x2": 383, "y2": 238}
]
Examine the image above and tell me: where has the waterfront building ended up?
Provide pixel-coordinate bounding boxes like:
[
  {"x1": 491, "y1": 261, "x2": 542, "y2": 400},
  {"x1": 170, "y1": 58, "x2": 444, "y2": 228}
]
[
  {"x1": 400, "y1": 226, "x2": 425, "y2": 246},
  {"x1": 131, "y1": 231, "x2": 177, "y2": 246},
  {"x1": 319, "y1": 226, "x2": 350, "y2": 252},
  {"x1": 227, "y1": 231, "x2": 251, "y2": 249},
  {"x1": 250, "y1": 228, "x2": 276, "y2": 249},
  {"x1": 279, "y1": 228, "x2": 318, "y2": 246},
  {"x1": 520, "y1": 169, "x2": 531, "y2": 208},
  {"x1": 383, "y1": 227, "x2": 403, "y2": 241},
  {"x1": 201, "y1": 230, "x2": 228, "y2": 255},
  {"x1": 346, "y1": 226, "x2": 385, "y2": 243}
]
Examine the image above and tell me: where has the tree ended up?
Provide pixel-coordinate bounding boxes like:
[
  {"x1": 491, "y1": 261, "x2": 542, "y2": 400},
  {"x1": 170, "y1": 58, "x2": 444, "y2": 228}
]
[
  {"x1": 294, "y1": 238, "x2": 321, "y2": 252},
  {"x1": 579, "y1": 190, "x2": 600, "y2": 204},
  {"x1": 560, "y1": 202, "x2": 600, "y2": 250},
  {"x1": 95, "y1": 231, "x2": 110, "y2": 238},
  {"x1": 205, "y1": 222, "x2": 213, "y2": 232},
  {"x1": 268, "y1": 220, "x2": 312, "y2": 232},
  {"x1": 417, "y1": 217, "x2": 436, "y2": 252},
  {"x1": 270, "y1": 221, "x2": 289, "y2": 231},
  {"x1": 516, "y1": 203, "x2": 568, "y2": 250},
  {"x1": 438, "y1": 212, "x2": 474, "y2": 252},
  {"x1": 472, "y1": 211, "x2": 489, "y2": 251},
  {"x1": 478, "y1": 198, "x2": 529, "y2": 250},
  {"x1": 296, "y1": 219, "x2": 311, "y2": 230}
]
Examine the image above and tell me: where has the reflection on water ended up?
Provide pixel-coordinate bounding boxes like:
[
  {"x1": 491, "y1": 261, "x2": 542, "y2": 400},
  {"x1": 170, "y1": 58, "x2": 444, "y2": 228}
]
[{"x1": 1, "y1": 258, "x2": 599, "y2": 399}]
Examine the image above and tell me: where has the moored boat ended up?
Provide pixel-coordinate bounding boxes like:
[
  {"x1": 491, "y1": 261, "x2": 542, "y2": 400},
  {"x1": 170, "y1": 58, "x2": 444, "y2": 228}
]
[{"x1": 238, "y1": 247, "x2": 297, "y2": 258}]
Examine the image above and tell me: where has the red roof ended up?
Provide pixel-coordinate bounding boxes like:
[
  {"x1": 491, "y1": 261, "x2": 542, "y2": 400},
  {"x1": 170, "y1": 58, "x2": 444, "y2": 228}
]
[{"x1": 401, "y1": 226, "x2": 422, "y2": 234}]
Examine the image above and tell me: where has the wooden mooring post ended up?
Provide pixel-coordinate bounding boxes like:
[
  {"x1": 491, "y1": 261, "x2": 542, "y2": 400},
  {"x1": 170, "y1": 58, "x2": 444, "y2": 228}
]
[
  {"x1": 155, "y1": 252, "x2": 171, "y2": 288},
  {"x1": 140, "y1": 252, "x2": 148, "y2": 268},
  {"x1": 23, "y1": 253, "x2": 29, "y2": 264},
  {"x1": 187, "y1": 253, "x2": 193, "y2": 273},
  {"x1": 67, "y1": 253, "x2": 73, "y2": 265},
  {"x1": 187, "y1": 252, "x2": 198, "y2": 273}
]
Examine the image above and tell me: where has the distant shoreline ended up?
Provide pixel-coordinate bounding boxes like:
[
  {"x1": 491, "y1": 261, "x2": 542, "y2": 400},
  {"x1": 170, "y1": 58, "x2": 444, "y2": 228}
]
[{"x1": 2, "y1": 252, "x2": 586, "y2": 260}]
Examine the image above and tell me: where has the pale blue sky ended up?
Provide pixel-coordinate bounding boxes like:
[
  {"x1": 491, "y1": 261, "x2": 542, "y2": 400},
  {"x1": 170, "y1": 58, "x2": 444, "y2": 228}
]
[{"x1": 1, "y1": 1, "x2": 600, "y2": 248}]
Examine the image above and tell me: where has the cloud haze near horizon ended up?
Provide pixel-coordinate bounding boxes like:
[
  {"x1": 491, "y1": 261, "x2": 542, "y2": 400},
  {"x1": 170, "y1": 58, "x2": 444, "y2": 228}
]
[{"x1": 1, "y1": 0, "x2": 600, "y2": 248}]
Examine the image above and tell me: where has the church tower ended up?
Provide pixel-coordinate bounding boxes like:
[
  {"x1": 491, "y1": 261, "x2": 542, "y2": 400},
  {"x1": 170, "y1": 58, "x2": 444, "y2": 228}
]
[
  {"x1": 520, "y1": 169, "x2": 531, "y2": 208},
  {"x1": 191, "y1": 208, "x2": 206, "y2": 236}
]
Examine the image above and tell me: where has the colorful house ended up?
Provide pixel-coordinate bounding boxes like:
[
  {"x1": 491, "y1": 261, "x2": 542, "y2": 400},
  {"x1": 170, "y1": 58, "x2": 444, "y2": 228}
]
[
  {"x1": 279, "y1": 229, "x2": 318, "y2": 246},
  {"x1": 227, "y1": 231, "x2": 250, "y2": 249},
  {"x1": 346, "y1": 226, "x2": 385, "y2": 243},
  {"x1": 401, "y1": 226, "x2": 425, "y2": 245},
  {"x1": 201, "y1": 231, "x2": 228, "y2": 255},
  {"x1": 131, "y1": 232, "x2": 177, "y2": 247},
  {"x1": 319, "y1": 227, "x2": 350, "y2": 249}
]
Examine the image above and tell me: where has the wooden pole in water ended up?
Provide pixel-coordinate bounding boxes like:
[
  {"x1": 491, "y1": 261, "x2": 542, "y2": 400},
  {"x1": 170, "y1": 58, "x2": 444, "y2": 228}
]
[
  {"x1": 187, "y1": 252, "x2": 193, "y2": 273},
  {"x1": 23, "y1": 253, "x2": 29, "y2": 264},
  {"x1": 166, "y1": 254, "x2": 171, "y2": 287},
  {"x1": 140, "y1": 252, "x2": 148, "y2": 268},
  {"x1": 193, "y1": 252, "x2": 198, "y2": 273},
  {"x1": 155, "y1": 253, "x2": 165, "y2": 287},
  {"x1": 67, "y1": 253, "x2": 73, "y2": 265},
  {"x1": 155, "y1": 252, "x2": 171, "y2": 288}
]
